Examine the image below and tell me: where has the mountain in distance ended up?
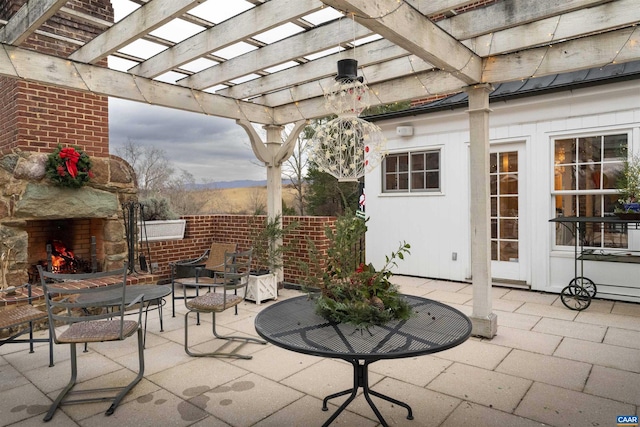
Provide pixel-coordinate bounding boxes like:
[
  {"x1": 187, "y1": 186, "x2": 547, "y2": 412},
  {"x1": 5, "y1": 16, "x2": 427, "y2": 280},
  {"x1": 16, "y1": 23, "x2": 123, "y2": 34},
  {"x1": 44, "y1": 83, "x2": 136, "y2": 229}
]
[{"x1": 190, "y1": 179, "x2": 292, "y2": 190}]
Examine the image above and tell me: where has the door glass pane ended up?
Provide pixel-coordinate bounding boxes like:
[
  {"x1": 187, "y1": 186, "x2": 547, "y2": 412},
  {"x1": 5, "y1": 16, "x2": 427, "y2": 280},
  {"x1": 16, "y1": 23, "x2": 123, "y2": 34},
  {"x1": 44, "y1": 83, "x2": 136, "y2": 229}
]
[
  {"x1": 500, "y1": 241, "x2": 518, "y2": 261},
  {"x1": 490, "y1": 153, "x2": 497, "y2": 173},
  {"x1": 500, "y1": 219, "x2": 518, "y2": 239},
  {"x1": 491, "y1": 150, "x2": 519, "y2": 261},
  {"x1": 499, "y1": 196, "x2": 518, "y2": 217},
  {"x1": 500, "y1": 152, "x2": 518, "y2": 172},
  {"x1": 502, "y1": 174, "x2": 518, "y2": 194}
]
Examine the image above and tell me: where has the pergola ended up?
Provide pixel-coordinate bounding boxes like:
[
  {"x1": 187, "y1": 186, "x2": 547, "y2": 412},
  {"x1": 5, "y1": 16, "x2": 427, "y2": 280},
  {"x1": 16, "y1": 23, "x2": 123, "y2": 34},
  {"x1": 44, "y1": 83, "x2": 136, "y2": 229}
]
[{"x1": 1, "y1": 0, "x2": 639, "y2": 337}]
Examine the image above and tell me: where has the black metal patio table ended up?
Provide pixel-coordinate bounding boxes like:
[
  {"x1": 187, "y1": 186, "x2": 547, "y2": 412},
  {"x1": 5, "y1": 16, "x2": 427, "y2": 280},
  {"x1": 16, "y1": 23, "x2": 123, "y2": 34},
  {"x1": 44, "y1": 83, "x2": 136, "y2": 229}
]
[{"x1": 254, "y1": 294, "x2": 472, "y2": 426}]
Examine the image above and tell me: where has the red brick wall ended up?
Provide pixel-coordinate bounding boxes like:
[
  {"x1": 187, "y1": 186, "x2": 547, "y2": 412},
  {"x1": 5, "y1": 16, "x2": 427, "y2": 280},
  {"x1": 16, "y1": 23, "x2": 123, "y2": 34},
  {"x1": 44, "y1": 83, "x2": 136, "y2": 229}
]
[
  {"x1": 147, "y1": 215, "x2": 337, "y2": 285},
  {"x1": 0, "y1": 0, "x2": 112, "y2": 157}
]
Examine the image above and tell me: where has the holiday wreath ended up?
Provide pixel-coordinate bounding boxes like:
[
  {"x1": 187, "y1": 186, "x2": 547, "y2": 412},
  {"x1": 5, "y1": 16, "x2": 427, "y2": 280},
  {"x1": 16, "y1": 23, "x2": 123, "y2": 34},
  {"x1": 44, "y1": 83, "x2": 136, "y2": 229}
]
[{"x1": 45, "y1": 145, "x2": 94, "y2": 188}]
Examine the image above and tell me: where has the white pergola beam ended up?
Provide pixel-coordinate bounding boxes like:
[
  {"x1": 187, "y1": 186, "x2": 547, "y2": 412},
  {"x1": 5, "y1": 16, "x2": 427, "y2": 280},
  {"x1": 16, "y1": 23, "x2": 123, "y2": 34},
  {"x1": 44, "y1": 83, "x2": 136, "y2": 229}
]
[
  {"x1": 219, "y1": 39, "x2": 408, "y2": 100},
  {"x1": 438, "y1": 0, "x2": 613, "y2": 40},
  {"x1": 178, "y1": 18, "x2": 373, "y2": 90},
  {"x1": 321, "y1": 0, "x2": 482, "y2": 84},
  {"x1": 69, "y1": 0, "x2": 204, "y2": 64},
  {"x1": 405, "y1": 0, "x2": 480, "y2": 17},
  {"x1": 0, "y1": 0, "x2": 67, "y2": 45},
  {"x1": 483, "y1": 26, "x2": 640, "y2": 82},
  {"x1": 256, "y1": 54, "x2": 438, "y2": 108},
  {"x1": 0, "y1": 43, "x2": 273, "y2": 124},
  {"x1": 469, "y1": 0, "x2": 640, "y2": 57},
  {"x1": 273, "y1": 69, "x2": 464, "y2": 123},
  {"x1": 130, "y1": 0, "x2": 324, "y2": 79}
]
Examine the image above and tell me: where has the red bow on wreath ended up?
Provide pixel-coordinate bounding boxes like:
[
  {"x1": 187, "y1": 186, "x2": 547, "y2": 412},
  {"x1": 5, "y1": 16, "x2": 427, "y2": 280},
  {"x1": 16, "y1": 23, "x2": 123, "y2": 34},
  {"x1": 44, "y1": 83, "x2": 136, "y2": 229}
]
[{"x1": 59, "y1": 147, "x2": 81, "y2": 178}]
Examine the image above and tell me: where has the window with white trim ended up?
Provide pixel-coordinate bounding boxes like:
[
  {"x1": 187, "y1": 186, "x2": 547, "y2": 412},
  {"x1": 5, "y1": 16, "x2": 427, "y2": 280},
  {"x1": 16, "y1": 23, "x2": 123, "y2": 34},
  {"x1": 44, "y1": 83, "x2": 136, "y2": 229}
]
[
  {"x1": 552, "y1": 133, "x2": 628, "y2": 248},
  {"x1": 383, "y1": 150, "x2": 440, "y2": 192}
]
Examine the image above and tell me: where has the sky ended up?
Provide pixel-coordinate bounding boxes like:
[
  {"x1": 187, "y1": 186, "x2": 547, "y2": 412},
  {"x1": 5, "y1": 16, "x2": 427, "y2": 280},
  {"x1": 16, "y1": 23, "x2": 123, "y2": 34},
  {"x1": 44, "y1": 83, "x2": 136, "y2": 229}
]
[
  {"x1": 107, "y1": 0, "x2": 275, "y2": 184},
  {"x1": 108, "y1": 98, "x2": 265, "y2": 184}
]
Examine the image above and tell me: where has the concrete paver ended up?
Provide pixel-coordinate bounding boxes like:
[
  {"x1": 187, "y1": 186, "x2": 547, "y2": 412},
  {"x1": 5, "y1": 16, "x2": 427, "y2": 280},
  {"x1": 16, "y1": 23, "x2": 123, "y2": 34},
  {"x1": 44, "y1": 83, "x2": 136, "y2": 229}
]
[{"x1": 1, "y1": 278, "x2": 638, "y2": 427}]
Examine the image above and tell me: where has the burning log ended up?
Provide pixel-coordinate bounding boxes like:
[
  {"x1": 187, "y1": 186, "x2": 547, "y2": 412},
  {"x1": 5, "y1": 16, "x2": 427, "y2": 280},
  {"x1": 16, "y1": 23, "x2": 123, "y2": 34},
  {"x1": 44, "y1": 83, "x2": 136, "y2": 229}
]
[{"x1": 47, "y1": 241, "x2": 82, "y2": 273}]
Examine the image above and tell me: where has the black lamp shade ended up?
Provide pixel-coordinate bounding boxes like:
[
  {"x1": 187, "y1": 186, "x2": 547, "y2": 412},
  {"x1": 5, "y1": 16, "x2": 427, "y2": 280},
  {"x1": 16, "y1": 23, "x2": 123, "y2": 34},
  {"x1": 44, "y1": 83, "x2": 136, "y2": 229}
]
[{"x1": 335, "y1": 58, "x2": 364, "y2": 83}]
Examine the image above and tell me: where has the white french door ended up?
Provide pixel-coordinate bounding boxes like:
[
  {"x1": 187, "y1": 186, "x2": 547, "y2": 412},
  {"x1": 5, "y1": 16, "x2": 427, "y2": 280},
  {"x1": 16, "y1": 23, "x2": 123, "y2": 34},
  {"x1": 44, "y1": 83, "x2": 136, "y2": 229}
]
[{"x1": 490, "y1": 143, "x2": 527, "y2": 282}]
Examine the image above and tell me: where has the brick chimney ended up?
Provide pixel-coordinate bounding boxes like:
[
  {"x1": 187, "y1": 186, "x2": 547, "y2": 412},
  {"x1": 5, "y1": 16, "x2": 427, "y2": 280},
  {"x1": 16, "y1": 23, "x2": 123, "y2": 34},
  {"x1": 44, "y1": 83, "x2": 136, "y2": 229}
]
[{"x1": 0, "y1": 0, "x2": 113, "y2": 156}]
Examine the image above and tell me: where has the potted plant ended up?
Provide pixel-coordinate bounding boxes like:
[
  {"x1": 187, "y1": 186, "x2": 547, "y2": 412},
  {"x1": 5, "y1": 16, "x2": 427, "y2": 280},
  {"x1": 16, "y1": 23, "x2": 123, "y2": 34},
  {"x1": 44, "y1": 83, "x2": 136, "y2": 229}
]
[
  {"x1": 301, "y1": 213, "x2": 412, "y2": 329},
  {"x1": 615, "y1": 154, "x2": 640, "y2": 218},
  {"x1": 246, "y1": 214, "x2": 297, "y2": 304},
  {"x1": 139, "y1": 197, "x2": 186, "y2": 241}
]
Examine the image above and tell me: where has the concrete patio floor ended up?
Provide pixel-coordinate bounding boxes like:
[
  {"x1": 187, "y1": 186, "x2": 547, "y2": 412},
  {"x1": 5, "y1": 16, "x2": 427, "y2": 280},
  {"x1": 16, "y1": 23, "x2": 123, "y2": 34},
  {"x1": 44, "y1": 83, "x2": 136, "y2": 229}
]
[{"x1": 1, "y1": 277, "x2": 639, "y2": 426}]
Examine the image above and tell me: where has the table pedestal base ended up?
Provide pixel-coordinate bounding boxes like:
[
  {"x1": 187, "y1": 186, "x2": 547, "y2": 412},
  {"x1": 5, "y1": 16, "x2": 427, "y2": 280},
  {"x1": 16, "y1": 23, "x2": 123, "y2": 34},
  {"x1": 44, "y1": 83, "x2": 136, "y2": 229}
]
[{"x1": 321, "y1": 359, "x2": 413, "y2": 427}]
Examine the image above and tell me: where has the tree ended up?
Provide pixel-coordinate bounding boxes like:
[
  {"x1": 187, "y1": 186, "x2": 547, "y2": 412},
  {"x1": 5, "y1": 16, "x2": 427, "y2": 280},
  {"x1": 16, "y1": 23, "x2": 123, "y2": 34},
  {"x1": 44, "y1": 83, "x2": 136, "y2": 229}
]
[
  {"x1": 164, "y1": 169, "x2": 207, "y2": 216},
  {"x1": 115, "y1": 139, "x2": 173, "y2": 196},
  {"x1": 114, "y1": 139, "x2": 206, "y2": 215},
  {"x1": 282, "y1": 125, "x2": 314, "y2": 215},
  {"x1": 303, "y1": 102, "x2": 410, "y2": 216},
  {"x1": 304, "y1": 165, "x2": 360, "y2": 216}
]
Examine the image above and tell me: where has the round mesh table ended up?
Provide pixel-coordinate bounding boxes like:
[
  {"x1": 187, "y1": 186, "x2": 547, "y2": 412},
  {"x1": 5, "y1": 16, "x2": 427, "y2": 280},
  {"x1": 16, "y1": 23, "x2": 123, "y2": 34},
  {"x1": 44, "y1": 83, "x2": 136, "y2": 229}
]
[{"x1": 254, "y1": 294, "x2": 472, "y2": 426}]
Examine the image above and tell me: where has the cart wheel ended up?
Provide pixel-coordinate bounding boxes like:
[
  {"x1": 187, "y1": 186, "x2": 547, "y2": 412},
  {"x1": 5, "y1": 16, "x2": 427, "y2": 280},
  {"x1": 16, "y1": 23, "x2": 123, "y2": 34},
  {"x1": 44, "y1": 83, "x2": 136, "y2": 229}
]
[
  {"x1": 560, "y1": 284, "x2": 591, "y2": 311},
  {"x1": 568, "y1": 276, "x2": 597, "y2": 297}
]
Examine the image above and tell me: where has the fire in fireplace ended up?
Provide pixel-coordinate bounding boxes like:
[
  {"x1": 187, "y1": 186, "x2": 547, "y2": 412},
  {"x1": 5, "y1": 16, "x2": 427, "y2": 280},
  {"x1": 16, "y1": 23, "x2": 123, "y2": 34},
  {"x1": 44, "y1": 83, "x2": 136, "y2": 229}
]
[
  {"x1": 49, "y1": 240, "x2": 79, "y2": 273},
  {"x1": 44, "y1": 239, "x2": 97, "y2": 274},
  {"x1": 25, "y1": 219, "x2": 102, "y2": 279}
]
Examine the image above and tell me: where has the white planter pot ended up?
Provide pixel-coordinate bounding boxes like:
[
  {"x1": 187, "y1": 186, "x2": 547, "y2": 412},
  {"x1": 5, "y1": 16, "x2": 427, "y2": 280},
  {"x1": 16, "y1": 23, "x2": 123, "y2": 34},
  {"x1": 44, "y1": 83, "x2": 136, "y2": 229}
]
[
  {"x1": 246, "y1": 273, "x2": 278, "y2": 305},
  {"x1": 139, "y1": 219, "x2": 186, "y2": 242}
]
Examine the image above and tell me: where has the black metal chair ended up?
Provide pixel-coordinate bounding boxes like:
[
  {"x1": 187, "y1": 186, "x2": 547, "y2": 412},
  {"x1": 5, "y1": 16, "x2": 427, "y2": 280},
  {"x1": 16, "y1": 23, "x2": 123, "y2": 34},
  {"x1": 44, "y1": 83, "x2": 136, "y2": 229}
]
[
  {"x1": 0, "y1": 283, "x2": 54, "y2": 367},
  {"x1": 170, "y1": 242, "x2": 237, "y2": 319},
  {"x1": 184, "y1": 249, "x2": 266, "y2": 359},
  {"x1": 37, "y1": 263, "x2": 145, "y2": 422}
]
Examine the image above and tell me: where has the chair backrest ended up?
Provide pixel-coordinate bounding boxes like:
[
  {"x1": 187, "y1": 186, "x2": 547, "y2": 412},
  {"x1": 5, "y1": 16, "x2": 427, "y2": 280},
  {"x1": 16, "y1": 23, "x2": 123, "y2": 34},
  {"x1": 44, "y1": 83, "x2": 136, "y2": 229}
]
[
  {"x1": 205, "y1": 242, "x2": 237, "y2": 272},
  {"x1": 220, "y1": 249, "x2": 253, "y2": 292},
  {"x1": 36, "y1": 264, "x2": 130, "y2": 343}
]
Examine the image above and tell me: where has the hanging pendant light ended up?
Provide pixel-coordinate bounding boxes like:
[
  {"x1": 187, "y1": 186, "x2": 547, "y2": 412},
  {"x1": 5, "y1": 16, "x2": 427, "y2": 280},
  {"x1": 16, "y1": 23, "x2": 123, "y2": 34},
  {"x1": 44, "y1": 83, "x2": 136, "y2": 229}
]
[{"x1": 310, "y1": 59, "x2": 386, "y2": 182}]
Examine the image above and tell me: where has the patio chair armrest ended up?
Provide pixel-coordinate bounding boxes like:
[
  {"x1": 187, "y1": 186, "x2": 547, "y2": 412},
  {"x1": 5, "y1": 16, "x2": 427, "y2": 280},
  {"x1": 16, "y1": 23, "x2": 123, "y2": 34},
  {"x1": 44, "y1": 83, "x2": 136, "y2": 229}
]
[
  {"x1": 126, "y1": 293, "x2": 145, "y2": 324},
  {"x1": 1, "y1": 283, "x2": 35, "y2": 303},
  {"x1": 126, "y1": 293, "x2": 144, "y2": 308}
]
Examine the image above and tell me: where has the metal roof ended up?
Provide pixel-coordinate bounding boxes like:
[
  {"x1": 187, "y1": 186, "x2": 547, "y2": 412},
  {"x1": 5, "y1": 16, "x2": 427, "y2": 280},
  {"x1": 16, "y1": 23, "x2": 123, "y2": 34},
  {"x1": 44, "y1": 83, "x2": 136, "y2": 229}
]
[{"x1": 366, "y1": 59, "x2": 640, "y2": 120}]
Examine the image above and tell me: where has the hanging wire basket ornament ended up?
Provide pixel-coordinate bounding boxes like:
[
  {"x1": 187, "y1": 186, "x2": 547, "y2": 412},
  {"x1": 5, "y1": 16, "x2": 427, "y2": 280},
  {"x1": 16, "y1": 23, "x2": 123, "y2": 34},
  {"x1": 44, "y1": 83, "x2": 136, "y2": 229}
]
[
  {"x1": 311, "y1": 59, "x2": 386, "y2": 182},
  {"x1": 311, "y1": 114, "x2": 386, "y2": 182}
]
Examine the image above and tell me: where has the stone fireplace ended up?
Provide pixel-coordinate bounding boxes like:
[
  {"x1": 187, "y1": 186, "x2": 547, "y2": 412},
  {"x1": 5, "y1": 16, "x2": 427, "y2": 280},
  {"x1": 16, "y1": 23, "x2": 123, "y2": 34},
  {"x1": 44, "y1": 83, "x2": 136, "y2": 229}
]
[{"x1": 0, "y1": 154, "x2": 137, "y2": 287}]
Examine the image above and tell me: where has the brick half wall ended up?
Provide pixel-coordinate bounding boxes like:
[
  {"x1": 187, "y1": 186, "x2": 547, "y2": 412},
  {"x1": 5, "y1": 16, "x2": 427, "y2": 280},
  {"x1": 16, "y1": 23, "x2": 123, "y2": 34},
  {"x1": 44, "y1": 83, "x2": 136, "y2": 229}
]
[{"x1": 146, "y1": 215, "x2": 336, "y2": 286}]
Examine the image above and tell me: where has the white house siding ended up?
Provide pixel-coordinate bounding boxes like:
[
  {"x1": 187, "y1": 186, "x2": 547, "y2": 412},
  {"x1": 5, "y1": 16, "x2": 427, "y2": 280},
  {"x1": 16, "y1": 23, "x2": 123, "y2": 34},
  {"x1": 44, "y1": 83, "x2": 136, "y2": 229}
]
[{"x1": 366, "y1": 79, "x2": 640, "y2": 302}]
